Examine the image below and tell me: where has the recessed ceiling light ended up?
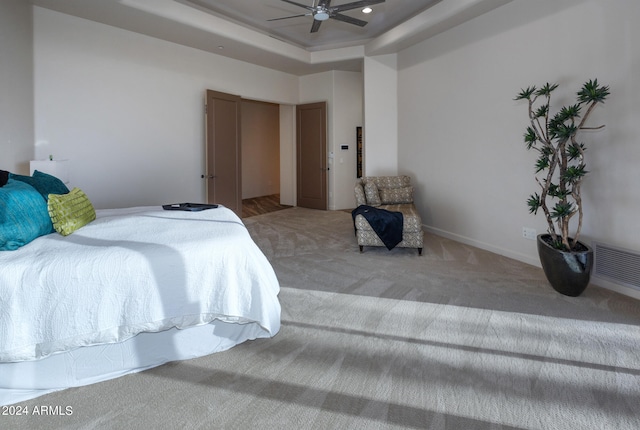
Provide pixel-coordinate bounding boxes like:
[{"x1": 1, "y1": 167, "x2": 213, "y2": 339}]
[
  {"x1": 217, "y1": 45, "x2": 224, "y2": 50},
  {"x1": 362, "y1": 7, "x2": 373, "y2": 14}
]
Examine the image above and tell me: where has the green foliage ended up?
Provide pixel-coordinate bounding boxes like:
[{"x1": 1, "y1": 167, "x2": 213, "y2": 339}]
[
  {"x1": 549, "y1": 121, "x2": 578, "y2": 142},
  {"x1": 534, "y1": 104, "x2": 549, "y2": 118},
  {"x1": 515, "y1": 79, "x2": 609, "y2": 249},
  {"x1": 566, "y1": 142, "x2": 586, "y2": 161},
  {"x1": 514, "y1": 86, "x2": 537, "y2": 101},
  {"x1": 557, "y1": 104, "x2": 582, "y2": 122},
  {"x1": 535, "y1": 83, "x2": 558, "y2": 97},
  {"x1": 527, "y1": 193, "x2": 541, "y2": 214},
  {"x1": 550, "y1": 239, "x2": 566, "y2": 250},
  {"x1": 524, "y1": 127, "x2": 537, "y2": 149},
  {"x1": 562, "y1": 164, "x2": 588, "y2": 183},
  {"x1": 540, "y1": 145, "x2": 554, "y2": 157},
  {"x1": 547, "y1": 183, "x2": 570, "y2": 200},
  {"x1": 551, "y1": 201, "x2": 575, "y2": 219},
  {"x1": 577, "y1": 79, "x2": 610, "y2": 104},
  {"x1": 534, "y1": 155, "x2": 550, "y2": 173}
]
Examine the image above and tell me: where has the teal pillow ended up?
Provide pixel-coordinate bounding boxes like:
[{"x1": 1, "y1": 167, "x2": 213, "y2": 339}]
[
  {"x1": 48, "y1": 188, "x2": 96, "y2": 236},
  {"x1": 0, "y1": 179, "x2": 53, "y2": 251},
  {"x1": 9, "y1": 170, "x2": 70, "y2": 201}
]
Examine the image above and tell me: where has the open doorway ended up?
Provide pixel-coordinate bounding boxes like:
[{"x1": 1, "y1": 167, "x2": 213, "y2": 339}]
[
  {"x1": 241, "y1": 99, "x2": 294, "y2": 218},
  {"x1": 239, "y1": 100, "x2": 328, "y2": 215},
  {"x1": 241, "y1": 100, "x2": 280, "y2": 199},
  {"x1": 205, "y1": 91, "x2": 299, "y2": 218}
]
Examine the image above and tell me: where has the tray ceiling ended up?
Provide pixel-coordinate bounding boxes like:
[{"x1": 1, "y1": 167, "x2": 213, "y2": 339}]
[
  {"x1": 176, "y1": 0, "x2": 441, "y2": 51},
  {"x1": 30, "y1": 0, "x2": 513, "y2": 75}
]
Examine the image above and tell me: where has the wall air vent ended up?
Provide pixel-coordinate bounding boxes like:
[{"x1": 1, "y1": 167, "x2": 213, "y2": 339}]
[{"x1": 593, "y1": 242, "x2": 640, "y2": 291}]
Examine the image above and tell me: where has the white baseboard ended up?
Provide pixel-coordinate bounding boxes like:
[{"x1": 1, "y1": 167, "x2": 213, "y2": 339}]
[
  {"x1": 591, "y1": 275, "x2": 640, "y2": 300},
  {"x1": 423, "y1": 225, "x2": 541, "y2": 267},
  {"x1": 423, "y1": 225, "x2": 640, "y2": 301}
]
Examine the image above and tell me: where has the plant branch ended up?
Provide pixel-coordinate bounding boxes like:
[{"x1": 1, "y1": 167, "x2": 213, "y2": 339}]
[{"x1": 516, "y1": 79, "x2": 609, "y2": 251}]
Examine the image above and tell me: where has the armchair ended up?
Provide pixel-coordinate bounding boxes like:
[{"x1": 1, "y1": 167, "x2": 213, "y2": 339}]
[{"x1": 353, "y1": 175, "x2": 423, "y2": 255}]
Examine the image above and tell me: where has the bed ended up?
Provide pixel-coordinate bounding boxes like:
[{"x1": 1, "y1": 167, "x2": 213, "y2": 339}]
[{"x1": 0, "y1": 179, "x2": 281, "y2": 406}]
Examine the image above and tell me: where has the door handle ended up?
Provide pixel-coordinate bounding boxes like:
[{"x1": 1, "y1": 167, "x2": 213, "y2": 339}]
[{"x1": 201, "y1": 174, "x2": 216, "y2": 179}]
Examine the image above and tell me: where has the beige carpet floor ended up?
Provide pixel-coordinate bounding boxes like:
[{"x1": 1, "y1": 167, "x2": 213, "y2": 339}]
[{"x1": 4, "y1": 207, "x2": 640, "y2": 429}]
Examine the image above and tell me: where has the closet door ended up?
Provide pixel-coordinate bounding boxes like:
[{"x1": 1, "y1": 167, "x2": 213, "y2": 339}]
[
  {"x1": 205, "y1": 90, "x2": 242, "y2": 217},
  {"x1": 296, "y1": 101, "x2": 327, "y2": 210}
]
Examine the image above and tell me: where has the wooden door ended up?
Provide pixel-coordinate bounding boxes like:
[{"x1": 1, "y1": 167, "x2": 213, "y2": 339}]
[
  {"x1": 205, "y1": 90, "x2": 242, "y2": 217},
  {"x1": 296, "y1": 102, "x2": 327, "y2": 210}
]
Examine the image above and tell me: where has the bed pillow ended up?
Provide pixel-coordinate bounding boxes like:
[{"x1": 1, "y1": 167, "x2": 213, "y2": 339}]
[
  {"x1": 0, "y1": 179, "x2": 54, "y2": 251},
  {"x1": 0, "y1": 170, "x2": 8, "y2": 187},
  {"x1": 9, "y1": 170, "x2": 70, "y2": 201},
  {"x1": 379, "y1": 186, "x2": 414, "y2": 204},
  {"x1": 364, "y1": 180, "x2": 382, "y2": 206},
  {"x1": 48, "y1": 188, "x2": 96, "y2": 236}
]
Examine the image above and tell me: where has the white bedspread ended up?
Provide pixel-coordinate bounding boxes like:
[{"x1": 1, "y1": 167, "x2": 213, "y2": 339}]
[{"x1": 0, "y1": 206, "x2": 281, "y2": 363}]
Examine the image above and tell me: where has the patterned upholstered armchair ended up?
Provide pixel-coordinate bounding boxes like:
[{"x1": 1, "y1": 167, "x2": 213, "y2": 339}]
[{"x1": 353, "y1": 175, "x2": 424, "y2": 255}]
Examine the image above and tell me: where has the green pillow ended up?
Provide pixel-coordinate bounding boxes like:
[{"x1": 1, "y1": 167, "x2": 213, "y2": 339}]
[
  {"x1": 48, "y1": 188, "x2": 96, "y2": 236},
  {"x1": 0, "y1": 179, "x2": 53, "y2": 250}
]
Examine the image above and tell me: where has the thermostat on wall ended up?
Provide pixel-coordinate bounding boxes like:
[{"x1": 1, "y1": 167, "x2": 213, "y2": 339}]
[{"x1": 340, "y1": 145, "x2": 349, "y2": 150}]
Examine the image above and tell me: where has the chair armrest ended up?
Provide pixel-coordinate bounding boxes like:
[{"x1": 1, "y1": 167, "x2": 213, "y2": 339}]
[{"x1": 354, "y1": 183, "x2": 367, "y2": 206}]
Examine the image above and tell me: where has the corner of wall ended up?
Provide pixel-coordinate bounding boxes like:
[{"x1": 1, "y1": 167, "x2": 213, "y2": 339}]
[
  {"x1": 363, "y1": 54, "x2": 399, "y2": 176},
  {"x1": 0, "y1": 0, "x2": 34, "y2": 173}
]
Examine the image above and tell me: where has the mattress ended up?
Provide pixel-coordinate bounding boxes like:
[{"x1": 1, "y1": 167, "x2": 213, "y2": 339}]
[{"x1": 0, "y1": 205, "x2": 281, "y2": 405}]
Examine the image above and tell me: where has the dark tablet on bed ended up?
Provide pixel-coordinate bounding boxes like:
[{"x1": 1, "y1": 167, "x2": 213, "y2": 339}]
[{"x1": 162, "y1": 203, "x2": 219, "y2": 211}]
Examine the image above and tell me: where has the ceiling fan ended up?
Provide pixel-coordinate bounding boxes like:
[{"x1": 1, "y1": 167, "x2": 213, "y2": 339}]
[{"x1": 268, "y1": 0, "x2": 386, "y2": 33}]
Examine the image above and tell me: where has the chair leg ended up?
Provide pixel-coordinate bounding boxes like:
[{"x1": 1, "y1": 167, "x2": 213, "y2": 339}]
[
  {"x1": 418, "y1": 248, "x2": 422, "y2": 256},
  {"x1": 359, "y1": 245, "x2": 364, "y2": 253}
]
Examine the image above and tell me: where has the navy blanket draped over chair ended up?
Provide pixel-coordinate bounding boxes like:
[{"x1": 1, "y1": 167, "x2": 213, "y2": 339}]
[{"x1": 351, "y1": 205, "x2": 403, "y2": 250}]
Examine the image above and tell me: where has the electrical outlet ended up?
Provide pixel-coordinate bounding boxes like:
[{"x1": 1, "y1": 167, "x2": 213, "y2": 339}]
[{"x1": 522, "y1": 227, "x2": 537, "y2": 240}]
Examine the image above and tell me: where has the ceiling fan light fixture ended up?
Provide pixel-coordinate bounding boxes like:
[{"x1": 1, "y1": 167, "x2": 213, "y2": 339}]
[{"x1": 314, "y1": 11, "x2": 330, "y2": 21}]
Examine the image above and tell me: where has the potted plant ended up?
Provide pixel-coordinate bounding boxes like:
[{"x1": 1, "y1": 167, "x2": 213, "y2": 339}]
[{"x1": 515, "y1": 79, "x2": 610, "y2": 296}]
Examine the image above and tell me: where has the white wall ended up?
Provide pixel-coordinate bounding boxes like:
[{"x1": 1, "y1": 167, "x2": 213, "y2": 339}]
[
  {"x1": 280, "y1": 105, "x2": 296, "y2": 206},
  {"x1": 395, "y1": 0, "x2": 640, "y2": 285},
  {"x1": 241, "y1": 100, "x2": 280, "y2": 199},
  {"x1": 331, "y1": 71, "x2": 363, "y2": 210},
  {"x1": 300, "y1": 70, "x2": 363, "y2": 210},
  {"x1": 0, "y1": 0, "x2": 33, "y2": 175},
  {"x1": 363, "y1": 54, "x2": 398, "y2": 177},
  {"x1": 33, "y1": 7, "x2": 299, "y2": 209}
]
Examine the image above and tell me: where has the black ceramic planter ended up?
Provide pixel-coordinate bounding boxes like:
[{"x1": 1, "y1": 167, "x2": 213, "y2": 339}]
[{"x1": 537, "y1": 234, "x2": 594, "y2": 297}]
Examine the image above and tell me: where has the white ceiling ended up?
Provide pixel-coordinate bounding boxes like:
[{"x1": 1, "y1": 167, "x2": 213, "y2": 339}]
[
  {"x1": 175, "y1": 0, "x2": 441, "y2": 51},
  {"x1": 30, "y1": 0, "x2": 513, "y2": 75}
]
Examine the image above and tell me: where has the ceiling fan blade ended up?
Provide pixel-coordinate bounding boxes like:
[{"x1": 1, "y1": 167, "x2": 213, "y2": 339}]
[
  {"x1": 277, "y1": 0, "x2": 379, "y2": 32},
  {"x1": 267, "y1": 13, "x2": 310, "y2": 22},
  {"x1": 332, "y1": 0, "x2": 385, "y2": 13},
  {"x1": 280, "y1": 0, "x2": 314, "y2": 12},
  {"x1": 310, "y1": 19, "x2": 323, "y2": 33},
  {"x1": 330, "y1": 12, "x2": 368, "y2": 27}
]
